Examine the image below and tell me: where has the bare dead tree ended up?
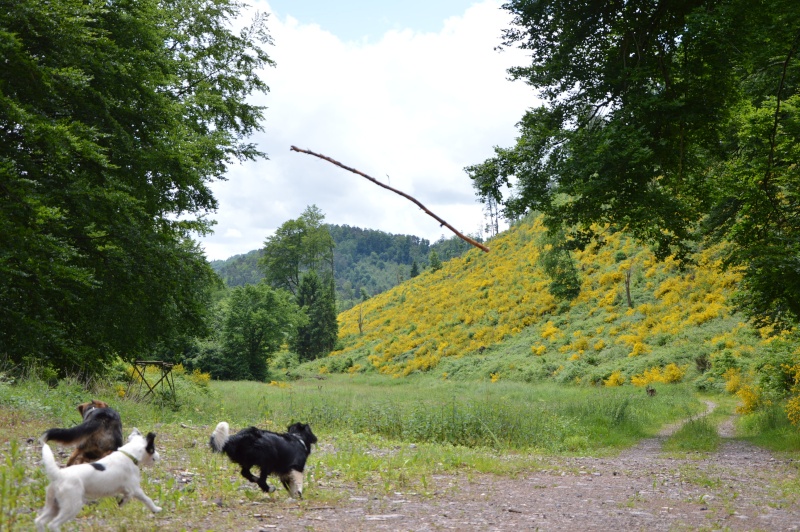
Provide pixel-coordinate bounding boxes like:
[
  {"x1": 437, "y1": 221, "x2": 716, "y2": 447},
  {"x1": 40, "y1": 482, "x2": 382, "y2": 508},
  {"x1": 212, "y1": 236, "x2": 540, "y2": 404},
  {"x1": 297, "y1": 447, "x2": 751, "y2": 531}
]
[
  {"x1": 625, "y1": 265, "x2": 634, "y2": 308},
  {"x1": 290, "y1": 146, "x2": 490, "y2": 253}
]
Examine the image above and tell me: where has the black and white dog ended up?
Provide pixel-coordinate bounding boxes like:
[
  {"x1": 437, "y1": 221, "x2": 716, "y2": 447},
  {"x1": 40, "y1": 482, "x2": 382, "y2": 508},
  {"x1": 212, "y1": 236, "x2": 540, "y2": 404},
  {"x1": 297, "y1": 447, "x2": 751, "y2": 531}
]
[
  {"x1": 35, "y1": 428, "x2": 161, "y2": 531},
  {"x1": 209, "y1": 421, "x2": 317, "y2": 499}
]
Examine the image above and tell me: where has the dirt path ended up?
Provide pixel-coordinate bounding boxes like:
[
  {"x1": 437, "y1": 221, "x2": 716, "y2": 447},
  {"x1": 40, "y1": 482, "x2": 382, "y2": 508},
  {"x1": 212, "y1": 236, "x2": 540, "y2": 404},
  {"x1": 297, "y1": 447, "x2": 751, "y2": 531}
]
[{"x1": 219, "y1": 401, "x2": 800, "y2": 531}]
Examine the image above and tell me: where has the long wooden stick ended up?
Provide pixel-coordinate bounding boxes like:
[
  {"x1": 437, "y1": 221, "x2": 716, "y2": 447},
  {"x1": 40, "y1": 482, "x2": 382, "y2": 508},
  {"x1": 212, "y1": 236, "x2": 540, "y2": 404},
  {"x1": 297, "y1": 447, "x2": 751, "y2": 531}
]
[{"x1": 290, "y1": 146, "x2": 490, "y2": 253}]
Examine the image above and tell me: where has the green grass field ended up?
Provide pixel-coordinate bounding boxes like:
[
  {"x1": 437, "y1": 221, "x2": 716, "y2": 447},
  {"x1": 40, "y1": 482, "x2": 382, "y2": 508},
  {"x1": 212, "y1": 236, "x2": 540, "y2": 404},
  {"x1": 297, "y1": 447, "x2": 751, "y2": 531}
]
[{"x1": 0, "y1": 372, "x2": 795, "y2": 530}]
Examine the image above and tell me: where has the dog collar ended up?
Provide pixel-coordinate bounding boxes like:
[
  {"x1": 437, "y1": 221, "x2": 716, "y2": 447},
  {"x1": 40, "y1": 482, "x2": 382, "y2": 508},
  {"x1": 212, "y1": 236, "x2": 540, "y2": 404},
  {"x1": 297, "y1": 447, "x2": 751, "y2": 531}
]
[
  {"x1": 293, "y1": 435, "x2": 307, "y2": 451},
  {"x1": 119, "y1": 450, "x2": 139, "y2": 466}
]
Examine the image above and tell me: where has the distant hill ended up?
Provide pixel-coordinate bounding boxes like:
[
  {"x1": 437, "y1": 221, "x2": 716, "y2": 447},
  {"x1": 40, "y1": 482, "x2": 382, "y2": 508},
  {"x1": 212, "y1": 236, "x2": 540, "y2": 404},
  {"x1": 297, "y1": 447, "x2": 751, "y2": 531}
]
[
  {"x1": 295, "y1": 213, "x2": 793, "y2": 393},
  {"x1": 209, "y1": 225, "x2": 479, "y2": 310}
]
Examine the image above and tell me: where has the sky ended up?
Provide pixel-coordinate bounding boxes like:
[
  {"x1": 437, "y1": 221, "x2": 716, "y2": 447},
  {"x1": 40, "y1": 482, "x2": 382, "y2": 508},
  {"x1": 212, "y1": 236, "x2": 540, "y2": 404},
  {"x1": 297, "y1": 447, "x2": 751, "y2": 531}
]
[{"x1": 198, "y1": 0, "x2": 537, "y2": 261}]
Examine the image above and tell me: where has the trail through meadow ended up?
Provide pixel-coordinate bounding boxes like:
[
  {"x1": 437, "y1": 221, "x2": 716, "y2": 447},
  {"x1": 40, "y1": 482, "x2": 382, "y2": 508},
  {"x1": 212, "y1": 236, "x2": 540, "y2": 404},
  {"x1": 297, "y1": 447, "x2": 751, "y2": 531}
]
[{"x1": 152, "y1": 401, "x2": 800, "y2": 531}]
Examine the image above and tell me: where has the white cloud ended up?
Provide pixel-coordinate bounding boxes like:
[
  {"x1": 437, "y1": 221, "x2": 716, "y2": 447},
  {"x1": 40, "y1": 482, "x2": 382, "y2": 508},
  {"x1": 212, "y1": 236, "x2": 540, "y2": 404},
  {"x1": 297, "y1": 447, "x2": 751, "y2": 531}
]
[{"x1": 199, "y1": 0, "x2": 536, "y2": 260}]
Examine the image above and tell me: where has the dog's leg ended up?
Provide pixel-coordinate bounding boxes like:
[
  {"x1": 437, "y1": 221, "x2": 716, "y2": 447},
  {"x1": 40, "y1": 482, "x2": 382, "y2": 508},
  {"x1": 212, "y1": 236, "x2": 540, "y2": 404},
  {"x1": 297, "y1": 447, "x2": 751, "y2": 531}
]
[
  {"x1": 256, "y1": 470, "x2": 276, "y2": 493},
  {"x1": 131, "y1": 487, "x2": 162, "y2": 513},
  {"x1": 280, "y1": 470, "x2": 304, "y2": 499},
  {"x1": 240, "y1": 467, "x2": 273, "y2": 492},
  {"x1": 46, "y1": 494, "x2": 82, "y2": 532},
  {"x1": 240, "y1": 467, "x2": 258, "y2": 484},
  {"x1": 65, "y1": 449, "x2": 82, "y2": 467},
  {"x1": 34, "y1": 486, "x2": 58, "y2": 532}
]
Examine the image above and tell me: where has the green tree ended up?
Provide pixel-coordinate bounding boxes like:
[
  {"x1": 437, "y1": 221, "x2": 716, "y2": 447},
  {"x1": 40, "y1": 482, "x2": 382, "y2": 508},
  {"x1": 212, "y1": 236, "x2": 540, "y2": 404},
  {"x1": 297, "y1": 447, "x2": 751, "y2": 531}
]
[
  {"x1": 221, "y1": 284, "x2": 305, "y2": 381},
  {"x1": 291, "y1": 271, "x2": 338, "y2": 361},
  {"x1": 429, "y1": 250, "x2": 442, "y2": 272},
  {"x1": 538, "y1": 230, "x2": 581, "y2": 301},
  {"x1": 410, "y1": 260, "x2": 420, "y2": 278},
  {"x1": 260, "y1": 205, "x2": 335, "y2": 294},
  {"x1": 0, "y1": 0, "x2": 273, "y2": 374},
  {"x1": 468, "y1": 0, "x2": 800, "y2": 329}
]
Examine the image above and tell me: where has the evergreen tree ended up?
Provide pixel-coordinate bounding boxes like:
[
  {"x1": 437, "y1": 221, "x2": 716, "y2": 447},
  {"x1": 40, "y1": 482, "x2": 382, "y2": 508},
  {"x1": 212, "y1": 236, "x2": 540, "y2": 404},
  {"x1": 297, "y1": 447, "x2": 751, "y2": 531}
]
[
  {"x1": 292, "y1": 271, "x2": 338, "y2": 361},
  {"x1": 429, "y1": 250, "x2": 442, "y2": 272},
  {"x1": 410, "y1": 260, "x2": 420, "y2": 278}
]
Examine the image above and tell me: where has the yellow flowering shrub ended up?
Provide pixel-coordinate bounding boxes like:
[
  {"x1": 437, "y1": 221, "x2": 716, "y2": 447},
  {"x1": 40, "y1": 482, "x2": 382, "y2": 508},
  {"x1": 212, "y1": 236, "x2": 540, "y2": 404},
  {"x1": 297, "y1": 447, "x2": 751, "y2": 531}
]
[
  {"x1": 631, "y1": 363, "x2": 687, "y2": 386},
  {"x1": 736, "y1": 385, "x2": 760, "y2": 414},
  {"x1": 628, "y1": 341, "x2": 650, "y2": 357},
  {"x1": 786, "y1": 395, "x2": 800, "y2": 426},
  {"x1": 723, "y1": 368, "x2": 741, "y2": 394},
  {"x1": 329, "y1": 214, "x2": 746, "y2": 378},
  {"x1": 661, "y1": 363, "x2": 687, "y2": 383},
  {"x1": 188, "y1": 368, "x2": 211, "y2": 387},
  {"x1": 604, "y1": 370, "x2": 625, "y2": 387},
  {"x1": 541, "y1": 321, "x2": 561, "y2": 340},
  {"x1": 593, "y1": 339, "x2": 606, "y2": 351}
]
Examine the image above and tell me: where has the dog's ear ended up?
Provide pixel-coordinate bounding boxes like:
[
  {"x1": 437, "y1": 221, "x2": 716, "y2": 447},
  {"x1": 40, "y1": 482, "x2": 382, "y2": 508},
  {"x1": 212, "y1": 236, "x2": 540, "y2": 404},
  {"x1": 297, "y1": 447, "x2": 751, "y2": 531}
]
[
  {"x1": 304, "y1": 425, "x2": 318, "y2": 444},
  {"x1": 146, "y1": 432, "x2": 156, "y2": 454},
  {"x1": 128, "y1": 428, "x2": 142, "y2": 440}
]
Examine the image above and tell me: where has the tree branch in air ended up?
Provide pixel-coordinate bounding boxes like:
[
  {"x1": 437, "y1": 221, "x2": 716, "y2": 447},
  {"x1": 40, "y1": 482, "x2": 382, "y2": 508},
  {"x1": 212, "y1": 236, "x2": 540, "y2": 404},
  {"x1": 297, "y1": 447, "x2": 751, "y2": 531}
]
[{"x1": 290, "y1": 145, "x2": 490, "y2": 253}]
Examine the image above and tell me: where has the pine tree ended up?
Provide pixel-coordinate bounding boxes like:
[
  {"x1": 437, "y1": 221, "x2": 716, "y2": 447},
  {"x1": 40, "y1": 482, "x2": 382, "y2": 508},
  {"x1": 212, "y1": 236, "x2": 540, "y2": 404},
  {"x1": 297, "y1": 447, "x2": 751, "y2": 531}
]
[
  {"x1": 429, "y1": 250, "x2": 442, "y2": 272},
  {"x1": 410, "y1": 260, "x2": 420, "y2": 278},
  {"x1": 292, "y1": 271, "x2": 338, "y2": 361}
]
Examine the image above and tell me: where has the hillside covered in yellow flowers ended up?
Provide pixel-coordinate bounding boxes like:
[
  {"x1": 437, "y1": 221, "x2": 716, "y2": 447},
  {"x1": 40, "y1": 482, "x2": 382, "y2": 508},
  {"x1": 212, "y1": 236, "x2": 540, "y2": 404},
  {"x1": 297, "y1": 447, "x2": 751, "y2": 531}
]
[{"x1": 307, "y1": 214, "x2": 798, "y2": 405}]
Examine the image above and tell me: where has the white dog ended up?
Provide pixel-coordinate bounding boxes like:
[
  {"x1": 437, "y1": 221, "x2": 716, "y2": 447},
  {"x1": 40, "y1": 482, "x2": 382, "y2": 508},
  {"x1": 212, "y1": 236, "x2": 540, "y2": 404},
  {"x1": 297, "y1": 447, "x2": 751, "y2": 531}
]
[{"x1": 35, "y1": 428, "x2": 162, "y2": 531}]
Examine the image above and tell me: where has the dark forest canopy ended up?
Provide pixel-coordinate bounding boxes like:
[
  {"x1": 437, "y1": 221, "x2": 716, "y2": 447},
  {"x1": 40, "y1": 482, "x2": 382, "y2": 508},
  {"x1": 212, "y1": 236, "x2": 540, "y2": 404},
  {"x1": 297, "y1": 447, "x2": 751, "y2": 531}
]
[
  {"x1": 0, "y1": 0, "x2": 273, "y2": 375},
  {"x1": 467, "y1": 0, "x2": 800, "y2": 330},
  {"x1": 211, "y1": 224, "x2": 476, "y2": 309}
]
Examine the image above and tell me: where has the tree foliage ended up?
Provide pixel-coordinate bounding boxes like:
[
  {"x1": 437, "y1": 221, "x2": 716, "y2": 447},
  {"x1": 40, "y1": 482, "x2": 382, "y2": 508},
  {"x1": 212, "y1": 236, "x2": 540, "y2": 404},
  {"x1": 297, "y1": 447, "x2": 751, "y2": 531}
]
[
  {"x1": 0, "y1": 0, "x2": 273, "y2": 374},
  {"x1": 260, "y1": 205, "x2": 334, "y2": 294},
  {"x1": 428, "y1": 250, "x2": 443, "y2": 272},
  {"x1": 261, "y1": 207, "x2": 339, "y2": 359},
  {"x1": 538, "y1": 230, "x2": 581, "y2": 302},
  {"x1": 213, "y1": 223, "x2": 476, "y2": 310},
  {"x1": 291, "y1": 271, "x2": 338, "y2": 361},
  {"x1": 467, "y1": 0, "x2": 800, "y2": 329},
  {"x1": 220, "y1": 284, "x2": 304, "y2": 381}
]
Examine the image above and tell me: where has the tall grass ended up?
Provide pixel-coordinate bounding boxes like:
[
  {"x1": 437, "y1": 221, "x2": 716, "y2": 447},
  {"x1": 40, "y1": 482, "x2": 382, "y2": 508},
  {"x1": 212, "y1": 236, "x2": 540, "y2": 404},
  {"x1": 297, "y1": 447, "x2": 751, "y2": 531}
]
[
  {"x1": 740, "y1": 403, "x2": 800, "y2": 453},
  {"x1": 209, "y1": 375, "x2": 704, "y2": 453},
  {"x1": 663, "y1": 417, "x2": 720, "y2": 453}
]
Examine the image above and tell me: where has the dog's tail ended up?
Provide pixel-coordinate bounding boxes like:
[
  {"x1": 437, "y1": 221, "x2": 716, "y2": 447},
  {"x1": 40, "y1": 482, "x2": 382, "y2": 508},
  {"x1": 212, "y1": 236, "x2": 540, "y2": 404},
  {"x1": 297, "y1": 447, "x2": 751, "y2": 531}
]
[
  {"x1": 41, "y1": 417, "x2": 105, "y2": 446},
  {"x1": 209, "y1": 421, "x2": 230, "y2": 453},
  {"x1": 41, "y1": 443, "x2": 62, "y2": 481}
]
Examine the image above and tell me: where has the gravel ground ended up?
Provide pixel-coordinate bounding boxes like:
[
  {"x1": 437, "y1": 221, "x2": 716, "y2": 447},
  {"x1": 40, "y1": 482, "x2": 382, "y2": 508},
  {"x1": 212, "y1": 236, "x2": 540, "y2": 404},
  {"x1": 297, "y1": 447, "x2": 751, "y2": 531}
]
[
  {"x1": 199, "y1": 403, "x2": 800, "y2": 532},
  {"x1": 24, "y1": 402, "x2": 800, "y2": 531}
]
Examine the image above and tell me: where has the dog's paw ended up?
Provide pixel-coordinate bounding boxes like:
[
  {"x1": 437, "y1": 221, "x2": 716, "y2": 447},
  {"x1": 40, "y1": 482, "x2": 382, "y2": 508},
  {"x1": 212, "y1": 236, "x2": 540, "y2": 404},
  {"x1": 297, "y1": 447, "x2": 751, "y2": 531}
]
[{"x1": 152, "y1": 506, "x2": 162, "y2": 513}]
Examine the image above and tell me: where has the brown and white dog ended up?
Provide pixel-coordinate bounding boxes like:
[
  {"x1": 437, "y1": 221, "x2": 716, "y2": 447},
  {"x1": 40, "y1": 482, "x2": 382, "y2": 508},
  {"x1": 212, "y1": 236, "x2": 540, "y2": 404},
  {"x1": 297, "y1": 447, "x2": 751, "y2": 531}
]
[
  {"x1": 35, "y1": 428, "x2": 161, "y2": 531},
  {"x1": 41, "y1": 399, "x2": 123, "y2": 465}
]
